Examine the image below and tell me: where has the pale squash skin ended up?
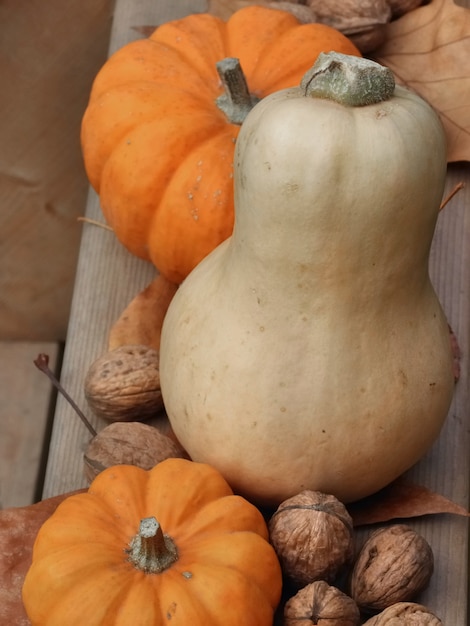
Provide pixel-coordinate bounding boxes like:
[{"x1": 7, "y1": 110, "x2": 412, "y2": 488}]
[{"x1": 159, "y1": 78, "x2": 455, "y2": 505}]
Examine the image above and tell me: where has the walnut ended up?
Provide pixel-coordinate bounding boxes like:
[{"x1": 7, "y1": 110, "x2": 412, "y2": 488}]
[
  {"x1": 83, "y1": 421, "x2": 187, "y2": 482},
  {"x1": 267, "y1": 1, "x2": 317, "y2": 23},
  {"x1": 84, "y1": 345, "x2": 164, "y2": 422},
  {"x1": 268, "y1": 491, "x2": 354, "y2": 586},
  {"x1": 350, "y1": 525, "x2": 434, "y2": 612},
  {"x1": 268, "y1": 0, "x2": 425, "y2": 52},
  {"x1": 387, "y1": 0, "x2": 424, "y2": 18},
  {"x1": 362, "y1": 602, "x2": 443, "y2": 625},
  {"x1": 284, "y1": 580, "x2": 361, "y2": 626},
  {"x1": 306, "y1": 0, "x2": 392, "y2": 53}
]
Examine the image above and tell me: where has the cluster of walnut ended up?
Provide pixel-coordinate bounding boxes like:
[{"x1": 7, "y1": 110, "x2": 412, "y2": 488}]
[
  {"x1": 83, "y1": 345, "x2": 441, "y2": 625},
  {"x1": 266, "y1": 0, "x2": 424, "y2": 52},
  {"x1": 83, "y1": 344, "x2": 187, "y2": 481},
  {"x1": 268, "y1": 490, "x2": 441, "y2": 625}
]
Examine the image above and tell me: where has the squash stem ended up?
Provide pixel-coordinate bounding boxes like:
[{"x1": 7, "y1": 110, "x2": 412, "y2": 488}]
[
  {"x1": 127, "y1": 517, "x2": 178, "y2": 573},
  {"x1": 216, "y1": 57, "x2": 259, "y2": 124},
  {"x1": 301, "y1": 51, "x2": 395, "y2": 107}
]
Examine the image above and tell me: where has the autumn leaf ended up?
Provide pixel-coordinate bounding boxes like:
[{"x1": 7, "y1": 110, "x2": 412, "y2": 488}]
[
  {"x1": 374, "y1": 0, "x2": 470, "y2": 162},
  {"x1": 0, "y1": 491, "x2": 85, "y2": 625},
  {"x1": 348, "y1": 477, "x2": 470, "y2": 526},
  {"x1": 108, "y1": 275, "x2": 178, "y2": 352}
]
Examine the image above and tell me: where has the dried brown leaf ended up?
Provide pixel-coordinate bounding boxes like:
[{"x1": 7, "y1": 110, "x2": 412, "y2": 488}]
[
  {"x1": 0, "y1": 491, "x2": 85, "y2": 625},
  {"x1": 108, "y1": 274, "x2": 178, "y2": 352},
  {"x1": 348, "y1": 477, "x2": 470, "y2": 526},
  {"x1": 374, "y1": 0, "x2": 470, "y2": 162}
]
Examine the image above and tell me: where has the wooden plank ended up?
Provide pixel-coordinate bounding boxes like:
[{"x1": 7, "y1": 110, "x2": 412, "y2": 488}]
[
  {"x1": 41, "y1": 0, "x2": 206, "y2": 494},
  {"x1": 0, "y1": 342, "x2": 59, "y2": 508},
  {"x1": 42, "y1": 1, "x2": 469, "y2": 623}
]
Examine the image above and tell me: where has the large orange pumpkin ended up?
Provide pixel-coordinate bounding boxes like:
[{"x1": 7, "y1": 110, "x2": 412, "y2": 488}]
[
  {"x1": 81, "y1": 6, "x2": 361, "y2": 283},
  {"x1": 22, "y1": 459, "x2": 282, "y2": 626}
]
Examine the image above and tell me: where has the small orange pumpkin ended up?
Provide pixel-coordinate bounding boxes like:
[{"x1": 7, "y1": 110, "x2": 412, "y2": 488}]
[
  {"x1": 22, "y1": 458, "x2": 282, "y2": 626},
  {"x1": 81, "y1": 6, "x2": 361, "y2": 283}
]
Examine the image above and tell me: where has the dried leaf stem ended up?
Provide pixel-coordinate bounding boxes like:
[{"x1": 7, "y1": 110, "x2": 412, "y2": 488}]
[
  {"x1": 77, "y1": 216, "x2": 113, "y2": 231},
  {"x1": 439, "y1": 181, "x2": 465, "y2": 211},
  {"x1": 34, "y1": 354, "x2": 97, "y2": 437}
]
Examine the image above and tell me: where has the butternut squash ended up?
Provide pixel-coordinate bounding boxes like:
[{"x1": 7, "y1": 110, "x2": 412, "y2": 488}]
[{"x1": 159, "y1": 53, "x2": 455, "y2": 505}]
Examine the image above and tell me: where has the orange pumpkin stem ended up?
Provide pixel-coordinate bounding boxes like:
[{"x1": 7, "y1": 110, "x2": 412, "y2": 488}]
[
  {"x1": 127, "y1": 516, "x2": 178, "y2": 573},
  {"x1": 216, "y1": 57, "x2": 259, "y2": 125}
]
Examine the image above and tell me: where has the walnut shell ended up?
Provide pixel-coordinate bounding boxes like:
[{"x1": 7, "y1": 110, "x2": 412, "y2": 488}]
[
  {"x1": 84, "y1": 345, "x2": 164, "y2": 422},
  {"x1": 348, "y1": 25, "x2": 388, "y2": 54},
  {"x1": 350, "y1": 525, "x2": 434, "y2": 612},
  {"x1": 269, "y1": 491, "x2": 354, "y2": 586},
  {"x1": 284, "y1": 580, "x2": 361, "y2": 626},
  {"x1": 83, "y1": 421, "x2": 187, "y2": 482},
  {"x1": 267, "y1": 1, "x2": 317, "y2": 23},
  {"x1": 362, "y1": 602, "x2": 443, "y2": 625},
  {"x1": 388, "y1": 0, "x2": 424, "y2": 18},
  {"x1": 306, "y1": 0, "x2": 391, "y2": 52}
]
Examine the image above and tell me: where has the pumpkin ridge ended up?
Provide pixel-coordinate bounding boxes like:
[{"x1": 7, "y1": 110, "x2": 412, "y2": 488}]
[
  {"x1": 250, "y1": 22, "x2": 361, "y2": 95},
  {"x1": 99, "y1": 112, "x2": 229, "y2": 260},
  {"x1": 82, "y1": 81, "x2": 219, "y2": 192},
  {"x1": 23, "y1": 545, "x2": 136, "y2": 625},
  {"x1": 150, "y1": 13, "x2": 229, "y2": 84},
  {"x1": 30, "y1": 494, "x2": 132, "y2": 553},
  {"x1": 148, "y1": 127, "x2": 238, "y2": 282},
  {"x1": 166, "y1": 556, "x2": 281, "y2": 626},
  {"x1": 110, "y1": 575, "x2": 166, "y2": 626},
  {"x1": 154, "y1": 566, "x2": 223, "y2": 624},
  {"x1": 169, "y1": 494, "x2": 269, "y2": 545},
  {"x1": 142, "y1": 459, "x2": 234, "y2": 530},
  {"x1": 90, "y1": 40, "x2": 219, "y2": 102},
  {"x1": 226, "y1": 5, "x2": 301, "y2": 79},
  {"x1": 87, "y1": 464, "x2": 149, "y2": 530}
]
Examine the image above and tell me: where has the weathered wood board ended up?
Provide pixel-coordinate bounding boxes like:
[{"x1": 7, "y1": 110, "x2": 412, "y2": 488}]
[{"x1": 41, "y1": 1, "x2": 469, "y2": 623}]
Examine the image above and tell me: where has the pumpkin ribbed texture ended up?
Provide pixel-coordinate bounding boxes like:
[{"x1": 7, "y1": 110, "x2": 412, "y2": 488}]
[
  {"x1": 22, "y1": 459, "x2": 282, "y2": 626},
  {"x1": 81, "y1": 6, "x2": 360, "y2": 283}
]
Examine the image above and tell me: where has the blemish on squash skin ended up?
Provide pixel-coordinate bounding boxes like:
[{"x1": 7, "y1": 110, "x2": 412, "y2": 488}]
[
  {"x1": 283, "y1": 182, "x2": 299, "y2": 195},
  {"x1": 167, "y1": 601, "x2": 177, "y2": 619}
]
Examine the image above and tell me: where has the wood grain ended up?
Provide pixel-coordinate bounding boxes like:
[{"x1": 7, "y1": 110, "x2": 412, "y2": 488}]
[{"x1": 41, "y1": 1, "x2": 469, "y2": 623}]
